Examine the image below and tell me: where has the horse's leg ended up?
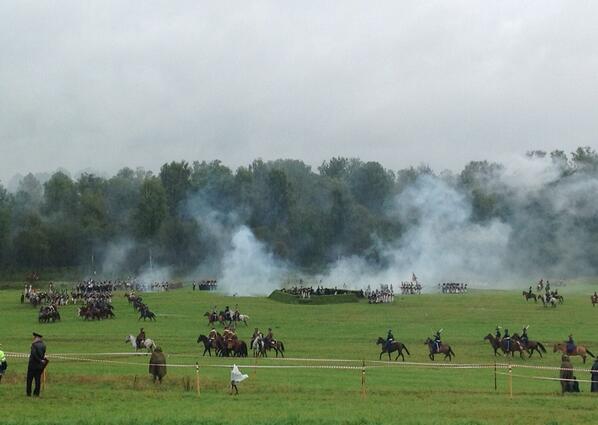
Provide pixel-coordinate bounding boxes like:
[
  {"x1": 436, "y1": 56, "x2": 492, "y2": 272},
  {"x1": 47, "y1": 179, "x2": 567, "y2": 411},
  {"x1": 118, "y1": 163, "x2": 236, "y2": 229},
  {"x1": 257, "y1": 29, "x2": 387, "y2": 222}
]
[{"x1": 379, "y1": 352, "x2": 383, "y2": 360}]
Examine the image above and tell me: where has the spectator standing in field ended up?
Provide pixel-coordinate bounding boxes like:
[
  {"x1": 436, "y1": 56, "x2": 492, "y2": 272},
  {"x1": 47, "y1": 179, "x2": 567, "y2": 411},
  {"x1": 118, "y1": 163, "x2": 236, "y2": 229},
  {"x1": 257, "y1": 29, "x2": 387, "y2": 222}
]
[
  {"x1": 26, "y1": 332, "x2": 47, "y2": 397},
  {"x1": 149, "y1": 347, "x2": 167, "y2": 383},
  {"x1": 559, "y1": 355, "x2": 573, "y2": 394},
  {"x1": 0, "y1": 344, "x2": 7, "y2": 383},
  {"x1": 590, "y1": 357, "x2": 598, "y2": 392}
]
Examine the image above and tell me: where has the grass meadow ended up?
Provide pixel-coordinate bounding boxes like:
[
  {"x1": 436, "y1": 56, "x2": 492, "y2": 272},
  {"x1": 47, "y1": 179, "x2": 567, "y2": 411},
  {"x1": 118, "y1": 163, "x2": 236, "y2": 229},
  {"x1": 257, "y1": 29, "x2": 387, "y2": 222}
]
[{"x1": 1, "y1": 282, "x2": 598, "y2": 425}]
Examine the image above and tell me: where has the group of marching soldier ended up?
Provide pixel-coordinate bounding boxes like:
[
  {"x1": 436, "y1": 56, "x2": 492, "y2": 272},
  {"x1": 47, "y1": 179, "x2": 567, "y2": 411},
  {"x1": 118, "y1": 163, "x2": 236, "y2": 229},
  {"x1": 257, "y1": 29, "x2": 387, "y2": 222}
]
[
  {"x1": 400, "y1": 281, "x2": 422, "y2": 295},
  {"x1": 439, "y1": 282, "x2": 468, "y2": 294},
  {"x1": 365, "y1": 284, "x2": 394, "y2": 303}
]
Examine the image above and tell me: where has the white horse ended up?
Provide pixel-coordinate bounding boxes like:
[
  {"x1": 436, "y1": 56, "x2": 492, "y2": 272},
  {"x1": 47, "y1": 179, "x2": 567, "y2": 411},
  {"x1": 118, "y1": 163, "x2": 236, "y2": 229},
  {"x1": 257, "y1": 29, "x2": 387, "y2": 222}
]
[
  {"x1": 233, "y1": 314, "x2": 250, "y2": 326},
  {"x1": 125, "y1": 335, "x2": 156, "y2": 352}
]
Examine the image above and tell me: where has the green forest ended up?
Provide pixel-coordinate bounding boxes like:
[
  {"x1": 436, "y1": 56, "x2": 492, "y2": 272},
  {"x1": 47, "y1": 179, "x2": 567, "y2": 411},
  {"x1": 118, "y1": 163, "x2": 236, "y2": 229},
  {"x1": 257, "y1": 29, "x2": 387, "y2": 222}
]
[{"x1": 1, "y1": 147, "x2": 598, "y2": 281}]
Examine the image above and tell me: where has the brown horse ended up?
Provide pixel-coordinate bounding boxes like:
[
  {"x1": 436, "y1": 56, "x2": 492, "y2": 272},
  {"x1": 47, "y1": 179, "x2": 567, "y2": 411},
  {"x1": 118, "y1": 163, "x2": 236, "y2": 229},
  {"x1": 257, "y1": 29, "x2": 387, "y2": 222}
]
[
  {"x1": 425, "y1": 338, "x2": 455, "y2": 361},
  {"x1": 501, "y1": 337, "x2": 526, "y2": 358},
  {"x1": 511, "y1": 333, "x2": 547, "y2": 358},
  {"x1": 197, "y1": 334, "x2": 220, "y2": 356},
  {"x1": 376, "y1": 337, "x2": 410, "y2": 361},
  {"x1": 264, "y1": 339, "x2": 285, "y2": 357},
  {"x1": 203, "y1": 311, "x2": 225, "y2": 326},
  {"x1": 483, "y1": 334, "x2": 501, "y2": 356},
  {"x1": 553, "y1": 343, "x2": 595, "y2": 364},
  {"x1": 522, "y1": 291, "x2": 537, "y2": 303}
]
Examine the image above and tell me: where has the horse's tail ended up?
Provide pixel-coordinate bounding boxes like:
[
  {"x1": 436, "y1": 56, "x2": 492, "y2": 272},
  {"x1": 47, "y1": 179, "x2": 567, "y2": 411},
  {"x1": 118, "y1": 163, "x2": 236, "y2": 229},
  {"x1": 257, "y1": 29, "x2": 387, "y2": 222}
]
[
  {"x1": 586, "y1": 349, "x2": 595, "y2": 358},
  {"x1": 537, "y1": 342, "x2": 546, "y2": 353},
  {"x1": 403, "y1": 344, "x2": 410, "y2": 356}
]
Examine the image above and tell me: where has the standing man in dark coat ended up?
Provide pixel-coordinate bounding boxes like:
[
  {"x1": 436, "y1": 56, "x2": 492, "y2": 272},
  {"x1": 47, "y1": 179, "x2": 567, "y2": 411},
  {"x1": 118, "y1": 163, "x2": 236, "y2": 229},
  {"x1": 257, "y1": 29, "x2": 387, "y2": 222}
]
[
  {"x1": 148, "y1": 347, "x2": 167, "y2": 383},
  {"x1": 26, "y1": 332, "x2": 47, "y2": 397},
  {"x1": 560, "y1": 355, "x2": 573, "y2": 394},
  {"x1": 591, "y1": 357, "x2": 598, "y2": 392}
]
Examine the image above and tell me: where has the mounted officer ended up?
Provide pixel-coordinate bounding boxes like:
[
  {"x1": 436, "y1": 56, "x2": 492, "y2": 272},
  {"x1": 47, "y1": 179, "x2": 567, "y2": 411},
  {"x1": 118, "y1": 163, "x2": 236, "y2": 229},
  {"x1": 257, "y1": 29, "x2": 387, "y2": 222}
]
[
  {"x1": 385, "y1": 329, "x2": 394, "y2": 352},
  {"x1": 521, "y1": 326, "x2": 529, "y2": 347},
  {"x1": 208, "y1": 327, "x2": 218, "y2": 343},
  {"x1": 224, "y1": 306, "x2": 232, "y2": 322},
  {"x1": 432, "y1": 329, "x2": 442, "y2": 353},
  {"x1": 565, "y1": 334, "x2": 576, "y2": 355},
  {"x1": 136, "y1": 328, "x2": 146, "y2": 349},
  {"x1": 502, "y1": 328, "x2": 511, "y2": 352},
  {"x1": 495, "y1": 326, "x2": 501, "y2": 340}
]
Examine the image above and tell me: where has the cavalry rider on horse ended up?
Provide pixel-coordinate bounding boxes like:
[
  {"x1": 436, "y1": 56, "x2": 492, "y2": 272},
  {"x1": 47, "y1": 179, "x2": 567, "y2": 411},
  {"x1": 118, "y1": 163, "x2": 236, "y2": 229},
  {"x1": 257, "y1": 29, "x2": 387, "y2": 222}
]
[
  {"x1": 432, "y1": 329, "x2": 442, "y2": 353},
  {"x1": 502, "y1": 328, "x2": 511, "y2": 352},
  {"x1": 210, "y1": 305, "x2": 218, "y2": 323},
  {"x1": 521, "y1": 325, "x2": 529, "y2": 347},
  {"x1": 233, "y1": 304, "x2": 240, "y2": 321},
  {"x1": 136, "y1": 328, "x2": 146, "y2": 349},
  {"x1": 386, "y1": 329, "x2": 395, "y2": 352},
  {"x1": 495, "y1": 326, "x2": 501, "y2": 340},
  {"x1": 224, "y1": 306, "x2": 232, "y2": 322},
  {"x1": 208, "y1": 327, "x2": 218, "y2": 344},
  {"x1": 565, "y1": 334, "x2": 576, "y2": 355},
  {"x1": 265, "y1": 328, "x2": 276, "y2": 348},
  {"x1": 528, "y1": 286, "x2": 533, "y2": 296}
]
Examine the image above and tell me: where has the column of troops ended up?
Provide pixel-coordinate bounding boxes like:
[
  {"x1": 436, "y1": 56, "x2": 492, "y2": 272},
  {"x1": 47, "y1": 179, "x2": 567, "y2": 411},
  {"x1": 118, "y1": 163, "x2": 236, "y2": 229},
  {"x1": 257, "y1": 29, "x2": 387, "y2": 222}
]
[{"x1": 439, "y1": 282, "x2": 468, "y2": 294}]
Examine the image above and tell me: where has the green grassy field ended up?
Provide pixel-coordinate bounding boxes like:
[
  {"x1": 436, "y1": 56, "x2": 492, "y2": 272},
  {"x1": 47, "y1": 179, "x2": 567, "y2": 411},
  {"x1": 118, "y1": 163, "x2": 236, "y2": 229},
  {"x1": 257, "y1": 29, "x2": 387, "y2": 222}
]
[{"x1": 1, "y1": 283, "x2": 598, "y2": 425}]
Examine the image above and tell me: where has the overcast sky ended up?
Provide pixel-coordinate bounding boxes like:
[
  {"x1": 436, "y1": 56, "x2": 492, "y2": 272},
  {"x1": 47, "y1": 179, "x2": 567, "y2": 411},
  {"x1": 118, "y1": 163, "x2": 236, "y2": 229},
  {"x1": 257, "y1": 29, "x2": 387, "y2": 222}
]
[{"x1": 1, "y1": 1, "x2": 597, "y2": 185}]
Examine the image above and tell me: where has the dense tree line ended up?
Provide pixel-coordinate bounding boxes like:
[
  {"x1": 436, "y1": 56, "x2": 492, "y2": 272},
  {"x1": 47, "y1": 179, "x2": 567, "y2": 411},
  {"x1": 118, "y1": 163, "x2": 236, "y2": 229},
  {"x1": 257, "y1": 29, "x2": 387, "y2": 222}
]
[{"x1": 1, "y1": 147, "x2": 598, "y2": 277}]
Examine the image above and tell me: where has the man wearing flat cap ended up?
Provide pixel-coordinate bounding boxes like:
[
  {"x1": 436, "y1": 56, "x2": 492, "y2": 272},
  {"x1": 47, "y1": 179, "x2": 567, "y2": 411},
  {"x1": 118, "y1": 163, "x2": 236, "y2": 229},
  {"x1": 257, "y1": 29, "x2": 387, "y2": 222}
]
[{"x1": 26, "y1": 332, "x2": 47, "y2": 397}]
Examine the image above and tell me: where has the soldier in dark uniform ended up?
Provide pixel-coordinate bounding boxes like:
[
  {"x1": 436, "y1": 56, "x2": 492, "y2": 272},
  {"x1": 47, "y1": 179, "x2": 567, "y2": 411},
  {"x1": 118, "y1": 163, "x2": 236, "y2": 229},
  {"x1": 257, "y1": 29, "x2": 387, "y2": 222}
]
[
  {"x1": 565, "y1": 334, "x2": 576, "y2": 355},
  {"x1": 224, "y1": 306, "x2": 231, "y2": 322},
  {"x1": 502, "y1": 329, "x2": 511, "y2": 352},
  {"x1": 495, "y1": 326, "x2": 501, "y2": 340},
  {"x1": 385, "y1": 329, "x2": 394, "y2": 352},
  {"x1": 432, "y1": 330, "x2": 442, "y2": 353},
  {"x1": 26, "y1": 332, "x2": 47, "y2": 397},
  {"x1": 136, "y1": 328, "x2": 146, "y2": 349},
  {"x1": 521, "y1": 326, "x2": 529, "y2": 347}
]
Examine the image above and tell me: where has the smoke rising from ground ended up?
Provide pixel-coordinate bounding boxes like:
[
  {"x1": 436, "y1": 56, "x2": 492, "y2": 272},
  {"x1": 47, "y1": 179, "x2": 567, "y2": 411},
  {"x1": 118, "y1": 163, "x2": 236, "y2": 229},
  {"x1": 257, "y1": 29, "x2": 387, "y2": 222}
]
[{"x1": 322, "y1": 157, "x2": 598, "y2": 291}]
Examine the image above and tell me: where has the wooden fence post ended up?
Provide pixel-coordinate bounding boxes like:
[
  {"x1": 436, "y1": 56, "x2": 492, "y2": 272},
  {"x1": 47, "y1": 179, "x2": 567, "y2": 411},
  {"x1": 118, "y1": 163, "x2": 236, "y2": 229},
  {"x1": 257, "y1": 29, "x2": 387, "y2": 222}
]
[
  {"x1": 494, "y1": 361, "x2": 497, "y2": 391},
  {"x1": 195, "y1": 362, "x2": 201, "y2": 397},
  {"x1": 508, "y1": 364, "x2": 513, "y2": 399},
  {"x1": 361, "y1": 360, "x2": 366, "y2": 399}
]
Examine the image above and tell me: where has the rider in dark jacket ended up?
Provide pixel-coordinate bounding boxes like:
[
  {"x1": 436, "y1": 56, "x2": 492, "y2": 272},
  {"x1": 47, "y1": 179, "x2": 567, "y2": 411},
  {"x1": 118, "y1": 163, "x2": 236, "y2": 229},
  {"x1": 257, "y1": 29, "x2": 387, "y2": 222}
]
[
  {"x1": 503, "y1": 329, "x2": 511, "y2": 351},
  {"x1": 566, "y1": 334, "x2": 576, "y2": 354},
  {"x1": 432, "y1": 330, "x2": 442, "y2": 352},
  {"x1": 386, "y1": 329, "x2": 394, "y2": 352},
  {"x1": 521, "y1": 326, "x2": 529, "y2": 346}
]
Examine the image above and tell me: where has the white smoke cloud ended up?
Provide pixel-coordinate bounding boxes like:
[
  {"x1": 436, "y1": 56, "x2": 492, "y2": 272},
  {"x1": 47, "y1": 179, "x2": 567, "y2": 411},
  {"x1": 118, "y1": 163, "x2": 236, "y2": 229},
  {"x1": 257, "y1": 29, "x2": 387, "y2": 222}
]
[
  {"x1": 218, "y1": 226, "x2": 287, "y2": 296},
  {"x1": 322, "y1": 175, "x2": 512, "y2": 290}
]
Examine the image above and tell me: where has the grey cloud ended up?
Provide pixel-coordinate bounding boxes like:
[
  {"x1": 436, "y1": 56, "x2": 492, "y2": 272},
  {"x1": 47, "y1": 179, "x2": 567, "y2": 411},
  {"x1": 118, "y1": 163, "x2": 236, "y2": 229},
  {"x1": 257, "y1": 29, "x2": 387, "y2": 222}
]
[{"x1": 1, "y1": 1, "x2": 598, "y2": 183}]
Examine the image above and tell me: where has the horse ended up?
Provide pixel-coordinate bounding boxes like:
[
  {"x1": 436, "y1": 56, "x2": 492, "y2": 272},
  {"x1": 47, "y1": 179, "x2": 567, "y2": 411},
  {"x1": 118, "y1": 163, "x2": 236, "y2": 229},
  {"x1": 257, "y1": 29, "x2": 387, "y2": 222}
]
[
  {"x1": 483, "y1": 334, "x2": 501, "y2": 356},
  {"x1": 125, "y1": 335, "x2": 156, "y2": 352},
  {"x1": 425, "y1": 338, "x2": 455, "y2": 361},
  {"x1": 203, "y1": 311, "x2": 226, "y2": 326},
  {"x1": 376, "y1": 337, "x2": 410, "y2": 361},
  {"x1": 197, "y1": 334, "x2": 219, "y2": 357},
  {"x1": 499, "y1": 337, "x2": 526, "y2": 358},
  {"x1": 251, "y1": 336, "x2": 266, "y2": 357},
  {"x1": 139, "y1": 309, "x2": 156, "y2": 321},
  {"x1": 233, "y1": 314, "x2": 250, "y2": 326},
  {"x1": 511, "y1": 333, "x2": 547, "y2": 358},
  {"x1": 591, "y1": 294, "x2": 598, "y2": 307},
  {"x1": 264, "y1": 339, "x2": 285, "y2": 358},
  {"x1": 522, "y1": 291, "x2": 537, "y2": 303},
  {"x1": 553, "y1": 343, "x2": 595, "y2": 364},
  {"x1": 539, "y1": 295, "x2": 557, "y2": 308}
]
